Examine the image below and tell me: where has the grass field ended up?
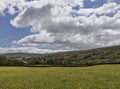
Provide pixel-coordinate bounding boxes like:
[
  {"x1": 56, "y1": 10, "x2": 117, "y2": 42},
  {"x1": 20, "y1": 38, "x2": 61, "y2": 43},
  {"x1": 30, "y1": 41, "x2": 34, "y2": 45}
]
[{"x1": 0, "y1": 65, "x2": 120, "y2": 89}]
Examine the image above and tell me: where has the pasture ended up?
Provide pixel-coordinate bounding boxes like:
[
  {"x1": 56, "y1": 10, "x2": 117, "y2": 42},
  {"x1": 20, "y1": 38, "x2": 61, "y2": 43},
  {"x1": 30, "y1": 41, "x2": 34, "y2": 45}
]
[{"x1": 0, "y1": 65, "x2": 120, "y2": 89}]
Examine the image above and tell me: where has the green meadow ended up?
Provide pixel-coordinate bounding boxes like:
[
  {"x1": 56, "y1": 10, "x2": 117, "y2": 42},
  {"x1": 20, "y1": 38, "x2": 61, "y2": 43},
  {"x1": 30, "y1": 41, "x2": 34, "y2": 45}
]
[{"x1": 0, "y1": 65, "x2": 120, "y2": 89}]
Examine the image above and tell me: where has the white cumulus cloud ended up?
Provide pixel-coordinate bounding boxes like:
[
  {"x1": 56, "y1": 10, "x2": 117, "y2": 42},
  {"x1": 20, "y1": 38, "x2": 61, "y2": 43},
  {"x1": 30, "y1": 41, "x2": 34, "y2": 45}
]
[{"x1": 0, "y1": 0, "x2": 120, "y2": 53}]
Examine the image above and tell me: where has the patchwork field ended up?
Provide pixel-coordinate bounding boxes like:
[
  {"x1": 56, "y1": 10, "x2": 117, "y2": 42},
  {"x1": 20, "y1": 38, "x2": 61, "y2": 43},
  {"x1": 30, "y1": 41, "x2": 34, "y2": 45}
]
[{"x1": 0, "y1": 65, "x2": 120, "y2": 89}]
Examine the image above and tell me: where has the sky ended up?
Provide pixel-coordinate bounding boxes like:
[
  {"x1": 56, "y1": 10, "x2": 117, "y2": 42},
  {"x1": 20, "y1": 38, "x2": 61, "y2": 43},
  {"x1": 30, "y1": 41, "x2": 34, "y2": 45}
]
[{"x1": 0, "y1": 0, "x2": 120, "y2": 54}]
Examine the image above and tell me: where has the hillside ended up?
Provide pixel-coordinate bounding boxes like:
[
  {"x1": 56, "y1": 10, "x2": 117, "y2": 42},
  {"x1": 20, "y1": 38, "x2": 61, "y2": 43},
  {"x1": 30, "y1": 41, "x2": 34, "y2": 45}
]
[
  {"x1": 37, "y1": 45, "x2": 120, "y2": 66},
  {"x1": 1, "y1": 45, "x2": 120, "y2": 66}
]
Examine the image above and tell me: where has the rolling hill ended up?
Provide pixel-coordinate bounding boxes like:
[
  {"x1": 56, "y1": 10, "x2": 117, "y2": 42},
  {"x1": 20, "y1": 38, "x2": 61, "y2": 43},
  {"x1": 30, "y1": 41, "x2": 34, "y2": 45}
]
[{"x1": 1, "y1": 45, "x2": 120, "y2": 66}]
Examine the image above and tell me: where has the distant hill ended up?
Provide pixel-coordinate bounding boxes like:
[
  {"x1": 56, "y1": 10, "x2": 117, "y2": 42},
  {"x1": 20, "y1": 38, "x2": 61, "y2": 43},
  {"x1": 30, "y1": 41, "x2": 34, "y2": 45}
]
[
  {"x1": 0, "y1": 53, "x2": 41, "y2": 58},
  {"x1": 1, "y1": 45, "x2": 120, "y2": 66}
]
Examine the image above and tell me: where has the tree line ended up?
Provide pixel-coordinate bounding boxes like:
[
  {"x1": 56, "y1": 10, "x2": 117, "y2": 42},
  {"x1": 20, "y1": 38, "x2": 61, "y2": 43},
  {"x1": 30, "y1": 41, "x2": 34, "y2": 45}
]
[{"x1": 1, "y1": 49, "x2": 120, "y2": 66}]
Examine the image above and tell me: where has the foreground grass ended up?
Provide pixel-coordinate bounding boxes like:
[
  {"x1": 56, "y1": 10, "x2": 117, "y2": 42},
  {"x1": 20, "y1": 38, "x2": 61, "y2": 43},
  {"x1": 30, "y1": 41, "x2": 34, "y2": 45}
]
[{"x1": 0, "y1": 65, "x2": 120, "y2": 89}]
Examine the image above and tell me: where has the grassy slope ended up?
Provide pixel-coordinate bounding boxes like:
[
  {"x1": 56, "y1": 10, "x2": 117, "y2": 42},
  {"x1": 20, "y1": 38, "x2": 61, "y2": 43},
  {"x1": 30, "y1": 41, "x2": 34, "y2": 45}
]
[
  {"x1": 1, "y1": 45, "x2": 120, "y2": 66},
  {"x1": 0, "y1": 65, "x2": 120, "y2": 89},
  {"x1": 28, "y1": 45, "x2": 120, "y2": 66}
]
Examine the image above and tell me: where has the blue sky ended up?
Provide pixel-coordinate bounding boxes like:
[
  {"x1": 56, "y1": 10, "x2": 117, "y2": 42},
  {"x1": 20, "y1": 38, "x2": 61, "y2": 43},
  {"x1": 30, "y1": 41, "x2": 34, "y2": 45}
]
[
  {"x1": 0, "y1": 15, "x2": 32, "y2": 47},
  {"x1": 0, "y1": 0, "x2": 120, "y2": 53}
]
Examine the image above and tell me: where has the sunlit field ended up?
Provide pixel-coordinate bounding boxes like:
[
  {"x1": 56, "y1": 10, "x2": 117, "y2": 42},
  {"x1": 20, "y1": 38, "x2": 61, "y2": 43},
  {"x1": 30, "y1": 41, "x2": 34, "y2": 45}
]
[{"x1": 0, "y1": 65, "x2": 120, "y2": 89}]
